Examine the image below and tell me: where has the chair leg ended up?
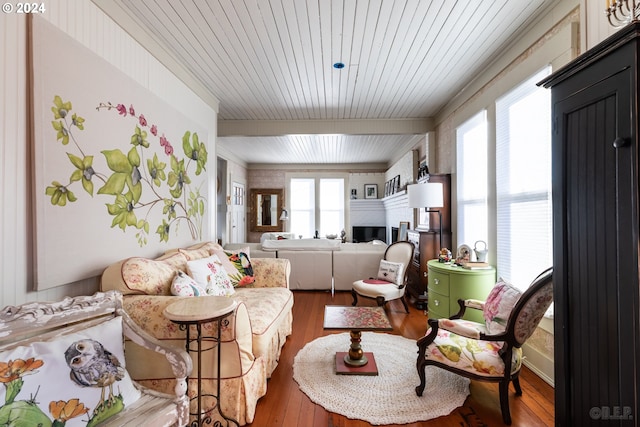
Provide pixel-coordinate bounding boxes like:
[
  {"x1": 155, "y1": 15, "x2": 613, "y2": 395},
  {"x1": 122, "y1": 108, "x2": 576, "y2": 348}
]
[
  {"x1": 351, "y1": 289, "x2": 358, "y2": 306},
  {"x1": 512, "y1": 375, "x2": 523, "y2": 395},
  {"x1": 401, "y1": 295, "x2": 409, "y2": 313},
  {"x1": 415, "y1": 358, "x2": 427, "y2": 396},
  {"x1": 375, "y1": 296, "x2": 386, "y2": 307},
  {"x1": 499, "y1": 380, "x2": 512, "y2": 425}
]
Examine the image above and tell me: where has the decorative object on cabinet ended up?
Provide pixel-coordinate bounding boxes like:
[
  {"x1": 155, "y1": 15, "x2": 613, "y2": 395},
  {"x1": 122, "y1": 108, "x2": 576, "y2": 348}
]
[
  {"x1": 416, "y1": 267, "x2": 553, "y2": 425},
  {"x1": 456, "y1": 244, "x2": 472, "y2": 263},
  {"x1": 364, "y1": 184, "x2": 378, "y2": 199},
  {"x1": 426, "y1": 260, "x2": 495, "y2": 324},
  {"x1": 473, "y1": 240, "x2": 488, "y2": 262},
  {"x1": 438, "y1": 248, "x2": 452, "y2": 263},
  {"x1": 539, "y1": 23, "x2": 640, "y2": 426}
]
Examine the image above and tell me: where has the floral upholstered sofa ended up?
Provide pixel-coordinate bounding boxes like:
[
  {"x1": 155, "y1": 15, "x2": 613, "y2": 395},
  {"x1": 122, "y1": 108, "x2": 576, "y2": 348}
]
[{"x1": 100, "y1": 241, "x2": 293, "y2": 425}]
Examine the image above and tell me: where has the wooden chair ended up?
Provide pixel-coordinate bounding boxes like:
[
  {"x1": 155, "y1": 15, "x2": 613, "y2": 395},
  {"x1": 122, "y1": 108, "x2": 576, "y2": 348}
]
[
  {"x1": 351, "y1": 241, "x2": 414, "y2": 312},
  {"x1": 0, "y1": 291, "x2": 192, "y2": 427},
  {"x1": 415, "y1": 267, "x2": 553, "y2": 425}
]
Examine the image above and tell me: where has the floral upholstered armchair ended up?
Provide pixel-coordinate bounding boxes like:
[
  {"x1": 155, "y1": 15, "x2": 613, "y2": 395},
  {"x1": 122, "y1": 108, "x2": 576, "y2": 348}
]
[{"x1": 415, "y1": 267, "x2": 553, "y2": 425}]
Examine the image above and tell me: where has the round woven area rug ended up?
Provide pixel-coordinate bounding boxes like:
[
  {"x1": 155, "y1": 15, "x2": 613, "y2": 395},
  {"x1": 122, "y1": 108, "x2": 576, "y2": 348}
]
[{"x1": 293, "y1": 332, "x2": 470, "y2": 425}]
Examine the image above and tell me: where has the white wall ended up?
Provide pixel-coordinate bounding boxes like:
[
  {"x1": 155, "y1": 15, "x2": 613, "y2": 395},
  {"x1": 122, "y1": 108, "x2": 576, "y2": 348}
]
[{"x1": 0, "y1": 0, "x2": 218, "y2": 306}]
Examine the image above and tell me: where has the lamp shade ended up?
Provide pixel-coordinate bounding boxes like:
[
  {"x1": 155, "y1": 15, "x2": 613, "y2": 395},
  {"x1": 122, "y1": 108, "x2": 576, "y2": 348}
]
[
  {"x1": 279, "y1": 209, "x2": 289, "y2": 221},
  {"x1": 407, "y1": 182, "x2": 444, "y2": 208}
]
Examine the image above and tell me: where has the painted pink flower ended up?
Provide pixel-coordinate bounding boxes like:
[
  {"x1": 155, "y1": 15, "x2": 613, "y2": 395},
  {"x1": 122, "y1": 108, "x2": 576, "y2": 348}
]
[
  {"x1": 160, "y1": 134, "x2": 168, "y2": 147},
  {"x1": 150, "y1": 124, "x2": 157, "y2": 136},
  {"x1": 116, "y1": 104, "x2": 127, "y2": 116},
  {"x1": 139, "y1": 114, "x2": 147, "y2": 127},
  {"x1": 164, "y1": 143, "x2": 173, "y2": 155},
  {"x1": 129, "y1": 104, "x2": 135, "y2": 116}
]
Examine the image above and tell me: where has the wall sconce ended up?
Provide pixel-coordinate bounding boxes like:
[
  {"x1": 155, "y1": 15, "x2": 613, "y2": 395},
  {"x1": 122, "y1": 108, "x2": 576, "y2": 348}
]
[
  {"x1": 407, "y1": 182, "x2": 444, "y2": 249},
  {"x1": 279, "y1": 209, "x2": 289, "y2": 221}
]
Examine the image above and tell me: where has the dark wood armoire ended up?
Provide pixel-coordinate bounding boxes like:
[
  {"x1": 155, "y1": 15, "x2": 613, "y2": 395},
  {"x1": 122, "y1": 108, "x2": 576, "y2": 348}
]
[
  {"x1": 405, "y1": 174, "x2": 452, "y2": 309},
  {"x1": 540, "y1": 23, "x2": 640, "y2": 426}
]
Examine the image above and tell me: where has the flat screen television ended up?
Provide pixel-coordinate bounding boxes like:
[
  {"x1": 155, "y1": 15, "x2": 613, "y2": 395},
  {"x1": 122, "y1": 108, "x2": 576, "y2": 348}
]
[{"x1": 352, "y1": 226, "x2": 386, "y2": 243}]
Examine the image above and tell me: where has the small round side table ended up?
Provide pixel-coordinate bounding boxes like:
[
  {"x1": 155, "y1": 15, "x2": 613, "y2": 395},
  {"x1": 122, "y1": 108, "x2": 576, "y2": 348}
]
[{"x1": 163, "y1": 296, "x2": 239, "y2": 427}]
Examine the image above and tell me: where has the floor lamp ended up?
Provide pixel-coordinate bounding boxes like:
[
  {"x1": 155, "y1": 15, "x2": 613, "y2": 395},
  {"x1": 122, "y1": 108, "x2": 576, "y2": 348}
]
[
  {"x1": 407, "y1": 182, "x2": 444, "y2": 250},
  {"x1": 279, "y1": 209, "x2": 289, "y2": 232}
]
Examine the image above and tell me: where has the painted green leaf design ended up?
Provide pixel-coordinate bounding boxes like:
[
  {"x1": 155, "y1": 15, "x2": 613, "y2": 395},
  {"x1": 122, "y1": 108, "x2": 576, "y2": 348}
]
[
  {"x1": 52, "y1": 95, "x2": 71, "y2": 119},
  {"x1": 71, "y1": 113, "x2": 85, "y2": 130},
  {"x1": 68, "y1": 153, "x2": 84, "y2": 169},
  {"x1": 183, "y1": 131, "x2": 207, "y2": 175},
  {"x1": 436, "y1": 344, "x2": 462, "y2": 362},
  {"x1": 107, "y1": 192, "x2": 138, "y2": 231},
  {"x1": 45, "y1": 181, "x2": 76, "y2": 206},
  {"x1": 52, "y1": 120, "x2": 69, "y2": 145},
  {"x1": 130, "y1": 126, "x2": 149, "y2": 148},
  {"x1": 102, "y1": 149, "x2": 132, "y2": 173},
  {"x1": 98, "y1": 172, "x2": 127, "y2": 195}
]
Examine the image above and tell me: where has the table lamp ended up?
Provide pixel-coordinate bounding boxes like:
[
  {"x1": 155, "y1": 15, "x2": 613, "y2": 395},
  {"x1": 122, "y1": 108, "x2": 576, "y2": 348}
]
[{"x1": 407, "y1": 182, "x2": 444, "y2": 249}]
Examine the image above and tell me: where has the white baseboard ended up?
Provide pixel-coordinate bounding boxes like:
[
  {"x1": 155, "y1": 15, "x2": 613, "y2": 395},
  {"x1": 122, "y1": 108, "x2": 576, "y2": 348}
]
[{"x1": 522, "y1": 343, "x2": 554, "y2": 387}]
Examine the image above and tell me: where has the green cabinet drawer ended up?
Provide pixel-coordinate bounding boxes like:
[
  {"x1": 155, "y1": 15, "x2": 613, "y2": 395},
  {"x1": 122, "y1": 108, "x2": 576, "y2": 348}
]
[
  {"x1": 428, "y1": 270, "x2": 450, "y2": 296},
  {"x1": 427, "y1": 290, "x2": 449, "y2": 319}
]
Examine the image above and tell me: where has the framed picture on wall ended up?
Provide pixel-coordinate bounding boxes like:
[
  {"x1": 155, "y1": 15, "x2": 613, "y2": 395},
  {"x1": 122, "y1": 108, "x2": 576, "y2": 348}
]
[{"x1": 365, "y1": 184, "x2": 378, "y2": 199}]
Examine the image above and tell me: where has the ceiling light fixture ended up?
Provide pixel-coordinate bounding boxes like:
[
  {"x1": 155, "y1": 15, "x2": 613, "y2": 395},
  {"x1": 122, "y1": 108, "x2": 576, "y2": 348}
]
[{"x1": 333, "y1": 62, "x2": 345, "y2": 69}]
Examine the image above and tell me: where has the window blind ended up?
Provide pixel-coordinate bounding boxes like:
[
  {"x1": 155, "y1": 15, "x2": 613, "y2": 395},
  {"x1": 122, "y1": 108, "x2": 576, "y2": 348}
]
[
  {"x1": 456, "y1": 110, "x2": 489, "y2": 249},
  {"x1": 496, "y1": 66, "x2": 552, "y2": 293}
]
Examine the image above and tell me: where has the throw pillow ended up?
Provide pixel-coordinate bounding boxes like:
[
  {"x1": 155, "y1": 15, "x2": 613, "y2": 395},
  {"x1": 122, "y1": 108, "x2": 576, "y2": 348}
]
[
  {"x1": 186, "y1": 255, "x2": 235, "y2": 296},
  {"x1": 212, "y1": 248, "x2": 255, "y2": 287},
  {"x1": 204, "y1": 258, "x2": 235, "y2": 296},
  {"x1": 483, "y1": 278, "x2": 523, "y2": 335},
  {"x1": 377, "y1": 260, "x2": 404, "y2": 285},
  {"x1": 0, "y1": 317, "x2": 141, "y2": 427},
  {"x1": 170, "y1": 270, "x2": 206, "y2": 297}
]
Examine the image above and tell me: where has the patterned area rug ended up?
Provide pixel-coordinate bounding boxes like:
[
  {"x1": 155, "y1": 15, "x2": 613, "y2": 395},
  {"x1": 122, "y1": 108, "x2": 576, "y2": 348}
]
[{"x1": 293, "y1": 332, "x2": 470, "y2": 425}]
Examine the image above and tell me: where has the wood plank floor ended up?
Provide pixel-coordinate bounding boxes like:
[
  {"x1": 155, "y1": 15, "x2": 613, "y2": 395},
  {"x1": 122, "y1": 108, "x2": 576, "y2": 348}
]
[{"x1": 249, "y1": 290, "x2": 554, "y2": 427}]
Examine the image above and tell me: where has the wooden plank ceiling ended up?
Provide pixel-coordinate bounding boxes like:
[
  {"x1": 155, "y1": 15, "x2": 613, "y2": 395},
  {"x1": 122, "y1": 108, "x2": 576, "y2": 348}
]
[{"x1": 95, "y1": 0, "x2": 556, "y2": 165}]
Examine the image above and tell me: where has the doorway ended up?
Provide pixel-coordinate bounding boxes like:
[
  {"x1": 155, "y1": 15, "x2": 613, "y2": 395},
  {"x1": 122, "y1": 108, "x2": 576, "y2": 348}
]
[{"x1": 231, "y1": 181, "x2": 246, "y2": 243}]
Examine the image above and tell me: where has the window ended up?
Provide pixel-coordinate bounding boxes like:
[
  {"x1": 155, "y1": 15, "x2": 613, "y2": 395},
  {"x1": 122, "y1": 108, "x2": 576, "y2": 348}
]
[
  {"x1": 290, "y1": 178, "x2": 315, "y2": 238},
  {"x1": 289, "y1": 176, "x2": 345, "y2": 238},
  {"x1": 496, "y1": 67, "x2": 552, "y2": 292},
  {"x1": 456, "y1": 110, "x2": 489, "y2": 248}
]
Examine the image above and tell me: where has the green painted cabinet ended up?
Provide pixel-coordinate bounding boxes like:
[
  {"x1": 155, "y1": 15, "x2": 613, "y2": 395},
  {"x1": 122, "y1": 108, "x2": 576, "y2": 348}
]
[{"x1": 427, "y1": 260, "x2": 496, "y2": 324}]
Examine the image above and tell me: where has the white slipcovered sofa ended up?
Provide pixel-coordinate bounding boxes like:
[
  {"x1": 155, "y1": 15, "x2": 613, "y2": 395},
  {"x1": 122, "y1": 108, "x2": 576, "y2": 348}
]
[
  {"x1": 224, "y1": 239, "x2": 387, "y2": 291},
  {"x1": 332, "y1": 242, "x2": 389, "y2": 290},
  {"x1": 100, "y1": 241, "x2": 293, "y2": 425}
]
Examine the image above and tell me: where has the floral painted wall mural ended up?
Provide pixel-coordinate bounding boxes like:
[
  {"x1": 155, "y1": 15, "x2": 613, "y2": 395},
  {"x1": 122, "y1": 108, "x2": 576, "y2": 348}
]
[
  {"x1": 31, "y1": 16, "x2": 210, "y2": 289},
  {"x1": 47, "y1": 97, "x2": 207, "y2": 246}
]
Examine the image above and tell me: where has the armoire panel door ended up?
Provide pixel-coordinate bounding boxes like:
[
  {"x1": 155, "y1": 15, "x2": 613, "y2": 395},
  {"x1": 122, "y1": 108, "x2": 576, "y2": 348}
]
[{"x1": 553, "y1": 64, "x2": 638, "y2": 425}]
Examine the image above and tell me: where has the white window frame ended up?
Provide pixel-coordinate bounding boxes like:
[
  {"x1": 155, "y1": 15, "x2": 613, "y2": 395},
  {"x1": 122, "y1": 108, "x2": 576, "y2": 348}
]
[
  {"x1": 287, "y1": 173, "x2": 348, "y2": 239},
  {"x1": 456, "y1": 110, "x2": 489, "y2": 251},
  {"x1": 495, "y1": 66, "x2": 553, "y2": 315}
]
